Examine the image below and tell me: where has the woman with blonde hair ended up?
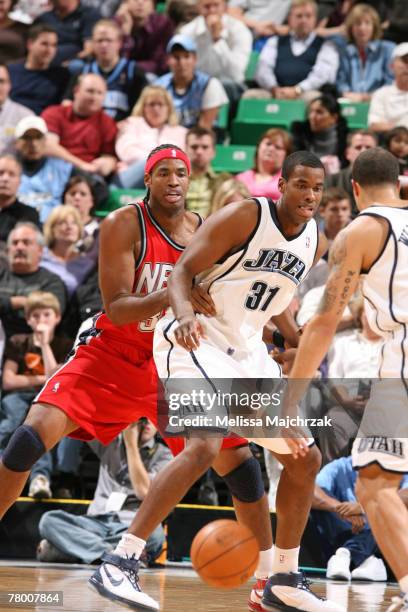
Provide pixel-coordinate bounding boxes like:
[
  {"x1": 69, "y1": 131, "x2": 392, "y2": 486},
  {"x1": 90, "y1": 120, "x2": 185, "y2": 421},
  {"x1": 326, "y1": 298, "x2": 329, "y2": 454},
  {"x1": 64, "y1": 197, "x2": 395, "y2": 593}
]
[
  {"x1": 113, "y1": 85, "x2": 187, "y2": 188},
  {"x1": 41, "y1": 205, "x2": 97, "y2": 297},
  {"x1": 336, "y1": 3, "x2": 395, "y2": 102},
  {"x1": 210, "y1": 178, "x2": 250, "y2": 215},
  {"x1": 236, "y1": 128, "x2": 292, "y2": 200}
]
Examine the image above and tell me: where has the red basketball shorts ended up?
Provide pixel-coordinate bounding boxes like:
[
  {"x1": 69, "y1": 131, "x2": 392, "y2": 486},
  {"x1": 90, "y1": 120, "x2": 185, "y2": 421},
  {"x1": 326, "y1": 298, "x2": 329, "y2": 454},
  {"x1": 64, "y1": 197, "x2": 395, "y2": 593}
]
[{"x1": 35, "y1": 332, "x2": 247, "y2": 452}]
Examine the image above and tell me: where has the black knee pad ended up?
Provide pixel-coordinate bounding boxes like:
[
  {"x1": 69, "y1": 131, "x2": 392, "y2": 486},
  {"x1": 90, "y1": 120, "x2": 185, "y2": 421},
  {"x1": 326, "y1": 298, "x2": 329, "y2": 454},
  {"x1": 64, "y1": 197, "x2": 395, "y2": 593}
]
[
  {"x1": 223, "y1": 456, "x2": 265, "y2": 503},
  {"x1": 2, "y1": 425, "x2": 46, "y2": 472}
]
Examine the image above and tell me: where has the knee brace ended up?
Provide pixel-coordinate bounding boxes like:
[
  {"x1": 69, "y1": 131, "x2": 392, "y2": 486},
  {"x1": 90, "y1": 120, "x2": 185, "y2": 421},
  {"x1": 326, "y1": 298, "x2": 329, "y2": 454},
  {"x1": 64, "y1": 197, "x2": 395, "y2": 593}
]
[
  {"x1": 223, "y1": 456, "x2": 265, "y2": 503},
  {"x1": 2, "y1": 425, "x2": 46, "y2": 472}
]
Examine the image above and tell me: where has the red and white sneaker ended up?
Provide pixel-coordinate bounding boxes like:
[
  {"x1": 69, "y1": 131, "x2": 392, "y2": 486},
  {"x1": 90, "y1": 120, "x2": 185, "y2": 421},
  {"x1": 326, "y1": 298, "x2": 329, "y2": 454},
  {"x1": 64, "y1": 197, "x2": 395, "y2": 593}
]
[{"x1": 248, "y1": 578, "x2": 268, "y2": 611}]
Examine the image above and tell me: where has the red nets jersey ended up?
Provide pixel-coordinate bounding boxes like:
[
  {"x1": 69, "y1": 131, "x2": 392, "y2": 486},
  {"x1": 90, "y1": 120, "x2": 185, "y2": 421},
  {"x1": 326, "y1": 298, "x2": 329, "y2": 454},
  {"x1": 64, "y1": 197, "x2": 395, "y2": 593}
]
[{"x1": 95, "y1": 201, "x2": 190, "y2": 353}]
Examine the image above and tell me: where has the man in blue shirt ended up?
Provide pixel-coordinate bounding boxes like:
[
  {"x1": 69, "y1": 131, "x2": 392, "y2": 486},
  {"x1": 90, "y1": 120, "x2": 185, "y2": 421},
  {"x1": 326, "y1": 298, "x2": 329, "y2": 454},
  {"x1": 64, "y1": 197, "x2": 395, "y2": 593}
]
[
  {"x1": 8, "y1": 24, "x2": 70, "y2": 115},
  {"x1": 15, "y1": 116, "x2": 72, "y2": 223},
  {"x1": 34, "y1": 0, "x2": 101, "y2": 64},
  {"x1": 312, "y1": 455, "x2": 408, "y2": 581},
  {"x1": 66, "y1": 19, "x2": 147, "y2": 121},
  {"x1": 155, "y1": 34, "x2": 228, "y2": 129}
]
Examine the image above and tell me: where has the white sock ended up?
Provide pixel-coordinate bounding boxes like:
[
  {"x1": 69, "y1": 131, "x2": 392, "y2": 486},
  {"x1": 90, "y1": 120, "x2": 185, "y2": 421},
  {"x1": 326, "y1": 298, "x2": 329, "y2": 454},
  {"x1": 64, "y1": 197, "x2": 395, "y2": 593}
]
[
  {"x1": 113, "y1": 533, "x2": 146, "y2": 560},
  {"x1": 271, "y1": 546, "x2": 300, "y2": 574},
  {"x1": 255, "y1": 547, "x2": 274, "y2": 579},
  {"x1": 399, "y1": 574, "x2": 408, "y2": 595}
]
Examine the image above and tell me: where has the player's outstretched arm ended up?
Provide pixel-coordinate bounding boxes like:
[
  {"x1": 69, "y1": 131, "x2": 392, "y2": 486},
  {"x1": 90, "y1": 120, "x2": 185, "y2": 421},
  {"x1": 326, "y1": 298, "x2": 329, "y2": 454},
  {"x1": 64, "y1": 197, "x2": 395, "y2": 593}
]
[
  {"x1": 99, "y1": 206, "x2": 169, "y2": 325},
  {"x1": 168, "y1": 199, "x2": 259, "y2": 350},
  {"x1": 290, "y1": 213, "x2": 388, "y2": 381}
]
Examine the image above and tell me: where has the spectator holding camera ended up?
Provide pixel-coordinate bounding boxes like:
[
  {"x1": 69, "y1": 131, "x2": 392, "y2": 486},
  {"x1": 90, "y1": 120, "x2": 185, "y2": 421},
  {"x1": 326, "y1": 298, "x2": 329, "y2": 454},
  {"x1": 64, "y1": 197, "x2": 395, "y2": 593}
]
[{"x1": 36, "y1": 418, "x2": 172, "y2": 565}]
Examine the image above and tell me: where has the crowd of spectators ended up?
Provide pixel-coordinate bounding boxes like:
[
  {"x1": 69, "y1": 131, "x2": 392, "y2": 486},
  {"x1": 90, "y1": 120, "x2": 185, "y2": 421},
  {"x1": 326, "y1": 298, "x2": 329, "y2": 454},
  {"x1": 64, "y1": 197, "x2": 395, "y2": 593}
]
[{"x1": 0, "y1": 0, "x2": 407, "y2": 577}]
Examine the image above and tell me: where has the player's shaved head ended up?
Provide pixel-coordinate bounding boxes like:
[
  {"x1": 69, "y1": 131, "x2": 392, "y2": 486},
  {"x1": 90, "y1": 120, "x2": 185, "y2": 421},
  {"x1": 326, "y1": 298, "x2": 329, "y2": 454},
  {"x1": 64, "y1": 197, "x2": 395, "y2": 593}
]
[
  {"x1": 352, "y1": 147, "x2": 400, "y2": 187},
  {"x1": 281, "y1": 150, "x2": 324, "y2": 180}
]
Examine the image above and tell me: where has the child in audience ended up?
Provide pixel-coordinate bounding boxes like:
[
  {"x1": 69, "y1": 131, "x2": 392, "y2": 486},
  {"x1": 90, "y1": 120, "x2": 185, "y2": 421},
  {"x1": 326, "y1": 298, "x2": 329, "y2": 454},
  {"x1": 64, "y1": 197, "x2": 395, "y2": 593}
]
[{"x1": 0, "y1": 291, "x2": 71, "y2": 451}]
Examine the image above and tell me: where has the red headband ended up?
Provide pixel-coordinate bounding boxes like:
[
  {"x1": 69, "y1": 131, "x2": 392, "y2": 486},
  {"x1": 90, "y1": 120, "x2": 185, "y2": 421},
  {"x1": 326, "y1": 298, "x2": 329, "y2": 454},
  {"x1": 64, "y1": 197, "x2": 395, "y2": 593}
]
[{"x1": 145, "y1": 147, "x2": 191, "y2": 175}]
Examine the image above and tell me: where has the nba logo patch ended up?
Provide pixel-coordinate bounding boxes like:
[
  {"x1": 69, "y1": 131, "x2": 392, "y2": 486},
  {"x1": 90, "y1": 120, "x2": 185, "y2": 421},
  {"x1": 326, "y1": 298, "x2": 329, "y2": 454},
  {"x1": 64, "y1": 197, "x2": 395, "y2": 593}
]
[
  {"x1": 305, "y1": 237, "x2": 310, "y2": 248},
  {"x1": 171, "y1": 149, "x2": 177, "y2": 157},
  {"x1": 52, "y1": 382, "x2": 60, "y2": 393}
]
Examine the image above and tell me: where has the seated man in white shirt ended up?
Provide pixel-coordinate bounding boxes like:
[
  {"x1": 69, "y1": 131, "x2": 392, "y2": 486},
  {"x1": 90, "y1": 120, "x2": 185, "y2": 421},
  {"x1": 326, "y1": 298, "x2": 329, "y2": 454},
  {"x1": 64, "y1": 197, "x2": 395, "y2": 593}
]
[
  {"x1": 321, "y1": 298, "x2": 383, "y2": 463},
  {"x1": 245, "y1": 0, "x2": 339, "y2": 102},
  {"x1": 180, "y1": 0, "x2": 252, "y2": 103},
  {"x1": 368, "y1": 42, "x2": 408, "y2": 133}
]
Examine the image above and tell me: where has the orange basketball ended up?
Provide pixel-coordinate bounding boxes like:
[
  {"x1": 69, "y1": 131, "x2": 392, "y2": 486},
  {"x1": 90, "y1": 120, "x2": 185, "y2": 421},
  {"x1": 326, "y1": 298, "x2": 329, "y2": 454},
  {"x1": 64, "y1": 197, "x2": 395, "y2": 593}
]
[{"x1": 190, "y1": 519, "x2": 259, "y2": 589}]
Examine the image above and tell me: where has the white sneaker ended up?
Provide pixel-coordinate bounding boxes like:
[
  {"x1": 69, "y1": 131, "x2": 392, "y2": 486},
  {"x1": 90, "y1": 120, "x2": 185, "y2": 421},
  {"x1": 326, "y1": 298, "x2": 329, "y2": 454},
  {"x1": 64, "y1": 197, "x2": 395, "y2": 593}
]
[
  {"x1": 89, "y1": 552, "x2": 159, "y2": 611},
  {"x1": 326, "y1": 548, "x2": 351, "y2": 581},
  {"x1": 351, "y1": 556, "x2": 387, "y2": 581},
  {"x1": 387, "y1": 593, "x2": 408, "y2": 611},
  {"x1": 261, "y1": 571, "x2": 346, "y2": 611},
  {"x1": 28, "y1": 475, "x2": 52, "y2": 499}
]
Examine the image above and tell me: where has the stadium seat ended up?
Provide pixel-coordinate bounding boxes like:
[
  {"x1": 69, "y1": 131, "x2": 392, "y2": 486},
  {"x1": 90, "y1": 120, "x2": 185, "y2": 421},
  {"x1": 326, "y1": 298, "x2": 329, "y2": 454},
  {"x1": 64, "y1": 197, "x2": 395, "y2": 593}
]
[
  {"x1": 217, "y1": 103, "x2": 230, "y2": 130},
  {"x1": 213, "y1": 144, "x2": 255, "y2": 173},
  {"x1": 245, "y1": 51, "x2": 260, "y2": 81},
  {"x1": 340, "y1": 101, "x2": 369, "y2": 130},
  {"x1": 95, "y1": 189, "x2": 146, "y2": 218},
  {"x1": 156, "y1": 2, "x2": 166, "y2": 14},
  {"x1": 231, "y1": 99, "x2": 306, "y2": 144}
]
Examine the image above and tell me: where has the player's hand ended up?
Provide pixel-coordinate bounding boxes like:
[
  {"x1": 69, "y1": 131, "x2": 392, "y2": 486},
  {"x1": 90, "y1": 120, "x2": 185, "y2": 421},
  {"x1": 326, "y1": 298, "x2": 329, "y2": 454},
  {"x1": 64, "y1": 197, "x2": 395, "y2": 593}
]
[
  {"x1": 191, "y1": 283, "x2": 216, "y2": 317},
  {"x1": 174, "y1": 315, "x2": 205, "y2": 351},
  {"x1": 280, "y1": 381, "x2": 310, "y2": 459},
  {"x1": 271, "y1": 347, "x2": 297, "y2": 376},
  {"x1": 285, "y1": 432, "x2": 310, "y2": 459}
]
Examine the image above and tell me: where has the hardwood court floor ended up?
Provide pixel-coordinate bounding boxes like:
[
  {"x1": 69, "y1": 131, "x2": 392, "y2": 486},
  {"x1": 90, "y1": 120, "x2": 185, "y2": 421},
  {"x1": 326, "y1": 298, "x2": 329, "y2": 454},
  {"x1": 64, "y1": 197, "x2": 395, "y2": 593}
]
[{"x1": 0, "y1": 563, "x2": 401, "y2": 611}]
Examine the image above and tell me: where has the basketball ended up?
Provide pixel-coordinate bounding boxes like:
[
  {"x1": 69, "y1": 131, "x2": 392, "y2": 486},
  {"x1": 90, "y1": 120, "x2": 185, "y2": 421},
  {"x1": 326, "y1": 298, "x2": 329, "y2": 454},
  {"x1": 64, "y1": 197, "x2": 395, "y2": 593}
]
[{"x1": 190, "y1": 519, "x2": 259, "y2": 589}]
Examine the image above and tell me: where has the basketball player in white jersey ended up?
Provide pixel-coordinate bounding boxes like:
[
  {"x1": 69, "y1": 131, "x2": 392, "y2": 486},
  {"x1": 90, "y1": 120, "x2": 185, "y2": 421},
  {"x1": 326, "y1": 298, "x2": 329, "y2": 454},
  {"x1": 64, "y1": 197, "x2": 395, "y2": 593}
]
[
  {"x1": 91, "y1": 151, "x2": 345, "y2": 612},
  {"x1": 285, "y1": 147, "x2": 408, "y2": 612}
]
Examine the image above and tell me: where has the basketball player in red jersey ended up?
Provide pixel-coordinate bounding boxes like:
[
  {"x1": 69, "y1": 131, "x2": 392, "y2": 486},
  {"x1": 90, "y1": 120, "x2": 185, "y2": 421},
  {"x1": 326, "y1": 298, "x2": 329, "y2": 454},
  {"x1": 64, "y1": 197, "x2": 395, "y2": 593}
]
[{"x1": 0, "y1": 145, "x2": 293, "y2": 611}]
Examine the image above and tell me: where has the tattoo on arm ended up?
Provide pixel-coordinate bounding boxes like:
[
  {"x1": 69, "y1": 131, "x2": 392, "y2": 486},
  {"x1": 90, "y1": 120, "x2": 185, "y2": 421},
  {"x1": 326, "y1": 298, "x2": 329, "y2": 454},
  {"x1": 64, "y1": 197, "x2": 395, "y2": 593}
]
[{"x1": 318, "y1": 232, "x2": 357, "y2": 316}]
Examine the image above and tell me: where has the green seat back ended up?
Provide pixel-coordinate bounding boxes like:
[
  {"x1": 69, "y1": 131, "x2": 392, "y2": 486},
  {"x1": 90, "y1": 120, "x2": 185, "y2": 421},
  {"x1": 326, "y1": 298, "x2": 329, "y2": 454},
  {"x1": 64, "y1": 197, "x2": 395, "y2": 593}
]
[
  {"x1": 217, "y1": 103, "x2": 230, "y2": 129},
  {"x1": 245, "y1": 51, "x2": 260, "y2": 81},
  {"x1": 213, "y1": 144, "x2": 256, "y2": 173},
  {"x1": 231, "y1": 98, "x2": 306, "y2": 144},
  {"x1": 340, "y1": 102, "x2": 369, "y2": 130},
  {"x1": 95, "y1": 189, "x2": 147, "y2": 218}
]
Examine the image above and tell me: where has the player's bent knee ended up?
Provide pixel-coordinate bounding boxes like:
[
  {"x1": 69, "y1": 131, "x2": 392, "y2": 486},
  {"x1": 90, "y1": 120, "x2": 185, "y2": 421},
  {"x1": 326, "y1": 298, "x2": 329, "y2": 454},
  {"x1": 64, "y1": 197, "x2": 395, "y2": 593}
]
[
  {"x1": 223, "y1": 456, "x2": 264, "y2": 503},
  {"x1": 2, "y1": 425, "x2": 46, "y2": 472},
  {"x1": 185, "y1": 437, "x2": 221, "y2": 469},
  {"x1": 297, "y1": 444, "x2": 321, "y2": 476}
]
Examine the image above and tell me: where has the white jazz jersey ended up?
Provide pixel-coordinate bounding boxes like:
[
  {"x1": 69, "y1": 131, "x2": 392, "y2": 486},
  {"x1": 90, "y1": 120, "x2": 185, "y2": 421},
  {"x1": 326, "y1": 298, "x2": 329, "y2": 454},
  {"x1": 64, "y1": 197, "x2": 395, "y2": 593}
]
[
  {"x1": 195, "y1": 196, "x2": 319, "y2": 355},
  {"x1": 153, "y1": 197, "x2": 317, "y2": 454},
  {"x1": 360, "y1": 205, "x2": 408, "y2": 377},
  {"x1": 352, "y1": 205, "x2": 408, "y2": 473}
]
